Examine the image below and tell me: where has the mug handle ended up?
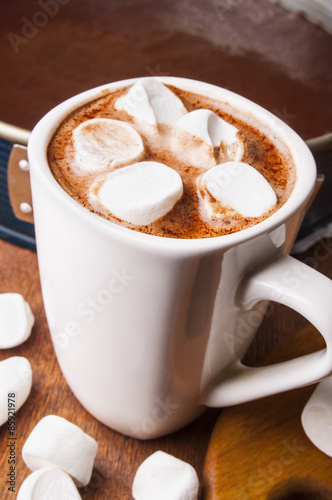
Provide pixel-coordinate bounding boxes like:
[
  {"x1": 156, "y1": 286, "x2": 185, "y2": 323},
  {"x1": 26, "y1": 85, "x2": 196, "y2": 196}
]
[{"x1": 202, "y1": 250, "x2": 332, "y2": 407}]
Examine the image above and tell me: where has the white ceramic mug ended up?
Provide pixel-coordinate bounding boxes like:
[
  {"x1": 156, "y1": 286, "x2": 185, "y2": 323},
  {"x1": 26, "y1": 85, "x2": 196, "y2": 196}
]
[{"x1": 28, "y1": 77, "x2": 332, "y2": 439}]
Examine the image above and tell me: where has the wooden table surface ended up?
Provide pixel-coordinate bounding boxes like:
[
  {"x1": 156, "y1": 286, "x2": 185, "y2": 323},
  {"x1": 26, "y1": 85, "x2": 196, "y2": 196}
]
[{"x1": 0, "y1": 236, "x2": 331, "y2": 499}]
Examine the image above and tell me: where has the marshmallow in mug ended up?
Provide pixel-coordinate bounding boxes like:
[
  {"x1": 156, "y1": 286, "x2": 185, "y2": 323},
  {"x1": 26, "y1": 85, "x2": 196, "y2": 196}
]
[
  {"x1": 73, "y1": 118, "x2": 144, "y2": 173},
  {"x1": 22, "y1": 415, "x2": 98, "y2": 486},
  {"x1": 74, "y1": 79, "x2": 247, "y2": 175},
  {"x1": 0, "y1": 293, "x2": 34, "y2": 348},
  {"x1": 89, "y1": 161, "x2": 183, "y2": 225},
  {"x1": 132, "y1": 451, "x2": 199, "y2": 500},
  {"x1": 17, "y1": 467, "x2": 82, "y2": 500},
  {"x1": 0, "y1": 356, "x2": 32, "y2": 426},
  {"x1": 198, "y1": 161, "x2": 277, "y2": 218},
  {"x1": 176, "y1": 109, "x2": 244, "y2": 164},
  {"x1": 115, "y1": 78, "x2": 188, "y2": 126},
  {"x1": 116, "y1": 78, "x2": 244, "y2": 163}
]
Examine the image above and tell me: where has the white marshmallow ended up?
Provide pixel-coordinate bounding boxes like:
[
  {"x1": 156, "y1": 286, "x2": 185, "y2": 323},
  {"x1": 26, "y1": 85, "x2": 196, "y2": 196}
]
[
  {"x1": 0, "y1": 293, "x2": 34, "y2": 348},
  {"x1": 199, "y1": 161, "x2": 277, "y2": 218},
  {"x1": 22, "y1": 415, "x2": 98, "y2": 486},
  {"x1": 115, "y1": 78, "x2": 187, "y2": 126},
  {"x1": 73, "y1": 118, "x2": 144, "y2": 173},
  {"x1": 132, "y1": 451, "x2": 199, "y2": 500},
  {"x1": 301, "y1": 376, "x2": 332, "y2": 457},
  {"x1": 176, "y1": 109, "x2": 244, "y2": 163},
  {"x1": 17, "y1": 467, "x2": 82, "y2": 500},
  {"x1": 0, "y1": 356, "x2": 32, "y2": 426},
  {"x1": 89, "y1": 161, "x2": 183, "y2": 225}
]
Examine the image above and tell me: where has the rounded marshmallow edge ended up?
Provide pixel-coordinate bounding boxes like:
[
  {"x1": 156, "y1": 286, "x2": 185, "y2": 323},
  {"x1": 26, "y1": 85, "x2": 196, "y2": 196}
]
[
  {"x1": 201, "y1": 161, "x2": 277, "y2": 218},
  {"x1": 17, "y1": 467, "x2": 82, "y2": 500},
  {"x1": 73, "y1": 117, "x2": 145, "y2": 172},
  {"x1": 0, "y1": 356, "x2": 33, "y2": 427},
  {"x1": 22, "y1": 415, "x2": 98, "y2": 486},
  {"x1": 132, "y1": 450, "x2": 199, "y2": 500},
  {"x1": 301, "y1": 376, "x2": 332, "y2": 457},
  {"x1": 176, "y1": 109, "x2": 244, "y2": 162},
  {"x1": 89, "y1": 161, "x2": 184, "y2": 226},
  {"x1": 115, "y1": 78, "x2": 187, "y2": 126},
  {"x1": 0, "y1": 293, "x2": 34, "y2": 348}
]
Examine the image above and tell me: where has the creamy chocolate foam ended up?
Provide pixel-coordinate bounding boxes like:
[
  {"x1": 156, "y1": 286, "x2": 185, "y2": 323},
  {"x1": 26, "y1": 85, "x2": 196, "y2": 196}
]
[{"x1": 48, "y1": 84, "x2": 295, "y2": 239}]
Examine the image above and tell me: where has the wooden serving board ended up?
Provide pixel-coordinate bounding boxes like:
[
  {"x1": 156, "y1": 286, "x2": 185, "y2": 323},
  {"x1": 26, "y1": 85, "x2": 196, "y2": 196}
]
[
  {"x1": 0, "y1": 238, "x2": 220, "y2": 500},
  {"x1": 203, "y1": 325, "x2": 332, "y2": 499},
  {"x1": 1, "y1": 236, "x2": 332, "y2": 499}
]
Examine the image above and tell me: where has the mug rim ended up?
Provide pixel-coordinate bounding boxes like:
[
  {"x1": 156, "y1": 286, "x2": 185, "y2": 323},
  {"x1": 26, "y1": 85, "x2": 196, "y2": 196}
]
[{"x1": 28, "y1": 76, "x2": 317, "y2": 254}]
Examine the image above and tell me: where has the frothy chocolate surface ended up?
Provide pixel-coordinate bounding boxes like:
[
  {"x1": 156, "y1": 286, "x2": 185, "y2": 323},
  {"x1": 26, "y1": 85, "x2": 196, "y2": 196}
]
[{"x1": 48, "y1": 85, "x2": 295, "y2": 239}]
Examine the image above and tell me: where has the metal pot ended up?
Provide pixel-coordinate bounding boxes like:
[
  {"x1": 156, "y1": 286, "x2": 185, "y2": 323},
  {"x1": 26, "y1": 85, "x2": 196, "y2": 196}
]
[{"x1": 0, "y1": 0, "x2": 331, "y2": 248}]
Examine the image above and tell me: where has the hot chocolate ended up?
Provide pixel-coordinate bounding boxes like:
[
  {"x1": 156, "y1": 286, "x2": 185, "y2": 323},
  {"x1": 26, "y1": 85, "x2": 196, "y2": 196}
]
[{"x1": 47, "y1": 79, "x2": 295, "y2": 238}]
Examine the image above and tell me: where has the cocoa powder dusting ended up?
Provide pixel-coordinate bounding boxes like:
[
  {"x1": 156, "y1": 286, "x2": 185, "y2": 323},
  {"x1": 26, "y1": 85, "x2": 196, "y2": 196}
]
[{"x1": 48, "y1": 85, "x2": 295, "y2": 239}]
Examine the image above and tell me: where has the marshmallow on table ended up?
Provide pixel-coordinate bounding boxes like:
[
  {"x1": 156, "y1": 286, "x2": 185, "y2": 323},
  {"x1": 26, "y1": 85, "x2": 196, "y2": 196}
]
[
  {"x1": 22, "y1": 415, "x2": 98, "y2": 486},
  {"x1": 132, "y1": 451, "x2": 199, "y2": 500},
  {"x1": 0, "y1": 293, "x2": 34, "y2": 348},
  {"x1": 0, "y1": 357, "x2": 32, "y2": 426},
  {"x1": 73, "y1": 118, "x2": 144, "y2": 173},
  {"x1": 301, "y1": 376, "x2": 332, "y2": 457},
  {"x1": 176, "y1": 109, "x2": 244, "y2": 163},
  {"x1": 199, "y1": 161, "x2": 277, "y2": 218},
  {"x1": 115, "y1": 78, "x2": 187, "y2": 127},
  {"x1": 89, "y1": 161, "x2": 183, "y2": 225},
  {"x1": 17, "y1": 467, "x2": 82, "y2": 500}
]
